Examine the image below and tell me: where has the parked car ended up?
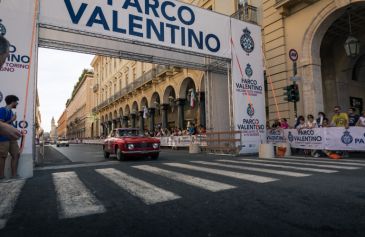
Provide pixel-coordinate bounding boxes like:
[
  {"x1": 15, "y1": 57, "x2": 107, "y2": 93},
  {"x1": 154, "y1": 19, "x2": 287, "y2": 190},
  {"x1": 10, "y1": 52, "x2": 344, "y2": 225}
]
[
  {"x1": 57, "y1": 138, "x2": 70, "y2": 147},
  {"x1": 103, "y1": 128, "x2": 160, "y2": 161}
]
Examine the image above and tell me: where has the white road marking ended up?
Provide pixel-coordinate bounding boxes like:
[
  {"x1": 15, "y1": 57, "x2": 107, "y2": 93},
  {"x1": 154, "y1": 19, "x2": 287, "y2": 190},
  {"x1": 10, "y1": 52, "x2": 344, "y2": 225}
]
[
  {"x1": 133, "y1": 165, "x2": 236, "y2": 192},
  {"x1": 0, "y1": 180, "x2": 25, "y2": 229},
  {"x1": 95, "y1": 168, "x2": 180, "y2": 205},
  {"x1": 52, "y1": 171, "x2": 106, "y2": 219},
  {"x1": 287, "y1": 156, "x2": 365, "y2": 163},
  {"x1": 239, "y1": 158, "x2": 360, "y2": 170},
  {"x1": 273, "y1": 157, "x2": 365, "y2": 167},
  {"x1": 191, "y1": 161, "x2": 310, "y2": 177},
  {"x1": 35, "y1": 161, "x2": 119, "y2": 171},
  {"x1": 217, "y1": 160, "x2": 337, "y2": 173},
  {"x1": 164, "y1": 163, "x2": 278, "y2": 183}
]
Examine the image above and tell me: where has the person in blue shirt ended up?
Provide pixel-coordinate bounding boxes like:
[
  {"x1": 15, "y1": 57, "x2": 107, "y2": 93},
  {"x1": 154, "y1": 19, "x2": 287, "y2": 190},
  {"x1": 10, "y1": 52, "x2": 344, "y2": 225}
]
[
  {"x1": 0, "y1": 95, "x2": 20, "y2": 179},
  {"x1": 0, "y1": 36, "x2": 21, "y2": 141}
]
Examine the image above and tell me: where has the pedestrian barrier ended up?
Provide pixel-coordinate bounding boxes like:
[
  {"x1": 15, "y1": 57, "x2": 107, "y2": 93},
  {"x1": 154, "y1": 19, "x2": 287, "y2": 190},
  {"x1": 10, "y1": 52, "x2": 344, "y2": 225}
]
[{"x1": 202, "y1": 131, "x2": 242, "y2": 155}]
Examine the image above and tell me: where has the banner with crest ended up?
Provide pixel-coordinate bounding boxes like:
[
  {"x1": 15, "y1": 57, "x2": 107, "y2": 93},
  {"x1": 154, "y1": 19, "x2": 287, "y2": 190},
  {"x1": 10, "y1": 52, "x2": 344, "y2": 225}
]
[
  {"x1": 324, "y1": 127, "x2": 365, "y2": 151},
  {"x1": 230, "y1": 19, "x2": 266, "y2": 154}
]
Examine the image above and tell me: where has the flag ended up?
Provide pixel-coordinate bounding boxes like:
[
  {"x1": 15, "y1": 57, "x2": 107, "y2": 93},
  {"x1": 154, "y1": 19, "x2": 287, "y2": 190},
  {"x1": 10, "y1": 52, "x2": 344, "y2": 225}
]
[
  {"x1": 143, "y1": 106, "x2": 148, "y2": 119},
  {"x1": 190, "y1": 90, "x2": 196, "y2": 108}
]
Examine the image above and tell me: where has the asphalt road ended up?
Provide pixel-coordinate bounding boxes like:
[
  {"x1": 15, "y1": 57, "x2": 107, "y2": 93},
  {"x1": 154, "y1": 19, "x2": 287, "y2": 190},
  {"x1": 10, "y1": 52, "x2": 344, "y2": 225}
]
[{"x1": 1, "y1": 145, "x2": 365, "y2": 237}]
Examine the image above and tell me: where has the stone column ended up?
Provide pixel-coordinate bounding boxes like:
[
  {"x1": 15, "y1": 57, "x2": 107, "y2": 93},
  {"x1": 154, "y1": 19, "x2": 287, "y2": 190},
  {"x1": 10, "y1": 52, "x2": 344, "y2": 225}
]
[
  {"x1": 138, "y1": 111, "x2": 145, "y2": 133},
  {"x1": 148, "y1": 108, "x2": 156, "y2": 132},
  {"x1": 130, "y1": 113, "x2": 136, "y2": 128},
  {"x1": 122, "y1": 116, "x2": 129, "y2": 128},
  {"x1": 199, "y1": 92, "x2": 206, "y2": 127},
  {"x1": 161, "y1": 104, "x2": 169, "y2": 129},
  {"x1": 176, "y1": 99, "x2": 186, "y2": 129}
]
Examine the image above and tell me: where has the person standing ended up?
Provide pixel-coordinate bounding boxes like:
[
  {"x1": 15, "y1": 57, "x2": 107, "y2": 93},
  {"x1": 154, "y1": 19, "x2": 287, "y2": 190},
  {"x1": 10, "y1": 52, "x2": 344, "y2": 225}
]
[
  {"x1": 348, "y1": 107, "x2": 359, "y2": 127},
  {"x1": 306, "y1": 114, "x2": 317, "y2": 128},
  {"x1": 331, "y1": 106, "x2": 349, "y2": 128},
  {"x1": 0, "y1": 95, "x2": 20, "y2": 179},
  {"x1": 356, "y1": 111, "x2": 365, "y2": 127},
  {"x1": 0, "y1": 36, "x2": 22, "y2": 141},
  {"x1": 316, "y1": 112, "x2": 327, "y2": 128}
]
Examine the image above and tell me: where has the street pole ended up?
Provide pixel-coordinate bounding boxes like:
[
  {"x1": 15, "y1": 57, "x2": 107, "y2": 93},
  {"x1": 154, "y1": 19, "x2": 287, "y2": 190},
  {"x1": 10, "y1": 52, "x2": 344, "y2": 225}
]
[{"x1": 292, "y1": 61, "x2": 298, "y2": 119}]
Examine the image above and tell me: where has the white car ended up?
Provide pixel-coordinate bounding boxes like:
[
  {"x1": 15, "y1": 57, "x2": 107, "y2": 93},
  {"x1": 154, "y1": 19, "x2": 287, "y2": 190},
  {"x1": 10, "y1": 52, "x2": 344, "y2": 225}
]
[{"x1": 56, "y1": 139, "x2": 69, "y2": 147}]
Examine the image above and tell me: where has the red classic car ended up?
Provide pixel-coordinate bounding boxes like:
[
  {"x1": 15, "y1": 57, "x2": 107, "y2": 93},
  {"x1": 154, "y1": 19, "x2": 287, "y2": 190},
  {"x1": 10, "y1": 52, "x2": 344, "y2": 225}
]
[{"x1": 103, "y1": 128, "x2": 160, "y2": 161}]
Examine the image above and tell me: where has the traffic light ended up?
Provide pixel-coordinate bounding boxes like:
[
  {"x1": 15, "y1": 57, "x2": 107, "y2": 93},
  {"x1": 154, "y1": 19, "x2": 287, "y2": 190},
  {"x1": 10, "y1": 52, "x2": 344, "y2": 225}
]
[
  {"x1": 291, "y1": 84, "x2": 300, "y2": 102},
  {"x1": 283, "y1": 85, "x2": 292, "y2": 102}
]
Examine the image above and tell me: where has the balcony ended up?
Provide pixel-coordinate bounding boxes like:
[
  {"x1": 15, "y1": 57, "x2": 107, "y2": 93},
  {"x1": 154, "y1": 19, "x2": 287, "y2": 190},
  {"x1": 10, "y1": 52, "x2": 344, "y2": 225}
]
[{"x1": 232, "y1": 4, "x2": 258, "y2": 24}]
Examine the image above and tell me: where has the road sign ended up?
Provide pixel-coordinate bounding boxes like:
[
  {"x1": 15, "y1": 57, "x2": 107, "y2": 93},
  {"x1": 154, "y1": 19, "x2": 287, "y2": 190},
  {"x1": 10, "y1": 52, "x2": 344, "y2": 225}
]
[
  {"x1": 289, "y1": 49, "x2": 298, "y2": 62},
  {"x1": 290, "y1": 76, "x2": 302, "y2": 81}
]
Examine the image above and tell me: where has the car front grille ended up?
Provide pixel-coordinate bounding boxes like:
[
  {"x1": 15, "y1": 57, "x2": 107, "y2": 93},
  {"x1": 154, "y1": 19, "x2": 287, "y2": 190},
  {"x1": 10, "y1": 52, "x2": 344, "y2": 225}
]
[{"x1": 132, "y1": 143, "x2": 153, "y2": 148}]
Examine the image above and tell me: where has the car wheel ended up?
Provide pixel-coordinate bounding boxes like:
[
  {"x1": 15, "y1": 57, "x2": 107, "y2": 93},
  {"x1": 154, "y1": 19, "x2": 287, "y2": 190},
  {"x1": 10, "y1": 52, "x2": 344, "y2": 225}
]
[
  {"x1": 103, "y1": 149, "x2": 110, "y2": 159},
  {"x1": 116, "y1": 148, "x2": 125, "y2": 161},
  {"x1": 151, "y1": 154, "x2": 159, "y2": 160}
]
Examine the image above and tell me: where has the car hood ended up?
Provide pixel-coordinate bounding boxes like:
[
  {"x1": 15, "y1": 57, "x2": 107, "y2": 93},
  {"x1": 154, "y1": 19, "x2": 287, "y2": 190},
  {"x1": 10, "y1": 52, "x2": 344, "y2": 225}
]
[{"x1": 119, "y1": 137, "x2": 159, "y2": 143}]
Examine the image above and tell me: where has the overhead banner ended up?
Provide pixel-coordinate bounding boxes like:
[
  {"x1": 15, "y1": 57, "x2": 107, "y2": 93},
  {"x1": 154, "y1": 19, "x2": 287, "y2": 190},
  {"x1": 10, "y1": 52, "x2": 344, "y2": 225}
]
[
  {"x1": 230, "y1": 18, "x2": 266, "y2": 154},
  {"x1": 0, "y1": 0, "x2": 37, "y2": 177},
  {"x1": 39, "y1": 0, "x2": 231, "y2": 58}
]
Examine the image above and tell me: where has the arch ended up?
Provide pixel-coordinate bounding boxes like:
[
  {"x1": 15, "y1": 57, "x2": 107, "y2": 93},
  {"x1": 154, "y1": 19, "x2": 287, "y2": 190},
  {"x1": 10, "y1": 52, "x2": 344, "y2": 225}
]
[
  {"x1": 179, "y1": 77, "x2": 196, "y2": 99},
  {"x1": 132, "y1": 101, "x2": 139, "y2": 114},
  {"x1": 150, "y1": 92, "x2": 161, "y2": 108},
  {"x1": 109, "y1": 112, "x2": 112, "y2": 121},
  {"x1": 353, "y1": 55, "x2": 365, "y2": 82},
  {"x1": 141, "y1": 97, "x2": 149, "y2": 108},
  {"x1": 113, "y1": 110, "x2": 118, "y2": 119},
  {"x1": 200, "y1": 75, "x2": 206, "y2": 92},
  {"x1": 125, "y1": 105, "x2": 130, "y2": 115},
  {"x1": 119, "y1": 107, "x2": 123, "y2": 117},
  {"x1": 101, "y1": 115, "x2": 104, "y2": 123},
  {"x1": 163, "y1": 86, "x2": 176, "y2": 104}
]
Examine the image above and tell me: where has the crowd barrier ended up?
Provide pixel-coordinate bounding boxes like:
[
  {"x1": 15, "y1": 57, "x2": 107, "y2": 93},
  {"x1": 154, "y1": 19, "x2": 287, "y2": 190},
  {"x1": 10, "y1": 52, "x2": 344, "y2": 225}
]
[
  {"x1": 81, "y1": 135, "x2": 207, "y2": 147},
  {"x1": 267, "y1": 127, "x2": 365, "y2": 151}
]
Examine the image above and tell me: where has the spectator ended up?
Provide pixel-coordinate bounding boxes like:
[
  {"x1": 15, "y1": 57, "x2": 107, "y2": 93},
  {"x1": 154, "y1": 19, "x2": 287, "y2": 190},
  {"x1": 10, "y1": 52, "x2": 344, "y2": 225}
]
[
  {"x1": 271, "y1": 119, "x2": 281, "y2": 129},
  {"x1": 294, "y1": 116, "x2": 305, "y2": 129},
  {"x1": 0, "y1": 95, "x2": 21, "y2": 179},
  {"x1": 306, "y1": 114, "x2": 317, "y2": 128},
  {"x1": 331, "y1": 105, "x2": 349, "y2": 128},
  {"x1": 356, "y1": 111, "x2": 365, "y2": 127},
  {"x1": 348, "y1": 107, "x2": 359, "y2": 127},
  {"x1": 316, "y1": 112, "x2": 327, "y2": 128},
  {"x1": 322, "y1": 118, "x2": 330, "y2": 127},
  {"x1": 280, "y1": 118, "x2": 289, "y2": 129}
]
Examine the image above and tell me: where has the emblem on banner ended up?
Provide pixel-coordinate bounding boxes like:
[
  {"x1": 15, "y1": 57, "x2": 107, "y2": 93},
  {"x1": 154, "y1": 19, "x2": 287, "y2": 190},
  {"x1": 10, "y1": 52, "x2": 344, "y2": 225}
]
[
  {"x1": 0, "y1": 19, "x2": 6, "y2": 36},
  {"x1": 240, "y1": 28, "x2": 254, "y2": 55},
  {"x1": 341, "y1": 130, "x2": 353, "y2": 145},
  {"x1": 247, "y1": 103, "x2": 255, "y2": 117},
  {"x1": 245, "y1": 64, "x2": 253, "y2": 78},
  {"x1": 288, "y1": 132, "x2": 294, "y2": 142}
]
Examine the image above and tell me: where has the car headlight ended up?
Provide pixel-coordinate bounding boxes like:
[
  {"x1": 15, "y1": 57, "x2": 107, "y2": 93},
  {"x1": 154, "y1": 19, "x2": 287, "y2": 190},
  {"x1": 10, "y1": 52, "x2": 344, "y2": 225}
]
[
  {"x1": 153, "y1": 143, "x2": 159, "y2": 149},
  {"x1": 128, "y1": 144, "x2": 134, "y2": 150}
]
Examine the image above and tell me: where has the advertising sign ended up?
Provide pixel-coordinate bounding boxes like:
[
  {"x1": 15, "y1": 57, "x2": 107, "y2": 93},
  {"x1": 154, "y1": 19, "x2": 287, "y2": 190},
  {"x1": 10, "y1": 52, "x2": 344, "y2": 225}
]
[
  {"x1": 0, "y1": 0, "x2": 37, "y2": 178},
  {"x1": 324, "y1": 127, "x2": 365, "y2": 151},
  {"x1": 39, "y1": 0, "x2": 231, "y2": 59},
  {"x1": 230, "y1": 18, "x2": 266, "y2": 154},
  {"x1": 284, "y1": 128, "x2": 325, "y2": 150}
]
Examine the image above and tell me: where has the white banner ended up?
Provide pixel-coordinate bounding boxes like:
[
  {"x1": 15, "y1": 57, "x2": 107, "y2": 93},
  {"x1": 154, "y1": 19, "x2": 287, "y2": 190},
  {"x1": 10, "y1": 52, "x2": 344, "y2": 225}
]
[
  {"x1": 284, "y1": 128, "x2": 325, "y2": 150},
  {"x1": 324, "y1": 127, "x2": 365, "y2": 151},
  {"x1": 266, "y1": 129, "x2": 286, "y2": 145},
  {"x1": 0, "y1": 0, "x2": 37, "y2": 177},
  {"x1": 230, "y1": 19, "x2": 266, "y2": 154},
  {"x1": 39, "y1": 0, "x2": 231, "y2": 58}
]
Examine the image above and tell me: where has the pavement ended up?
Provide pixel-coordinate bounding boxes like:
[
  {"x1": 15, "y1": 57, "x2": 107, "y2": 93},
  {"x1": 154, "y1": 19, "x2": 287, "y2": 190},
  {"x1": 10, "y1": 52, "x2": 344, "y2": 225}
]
[{"x1": 1, "y1": 144, "x2": 365, "y2": 237}]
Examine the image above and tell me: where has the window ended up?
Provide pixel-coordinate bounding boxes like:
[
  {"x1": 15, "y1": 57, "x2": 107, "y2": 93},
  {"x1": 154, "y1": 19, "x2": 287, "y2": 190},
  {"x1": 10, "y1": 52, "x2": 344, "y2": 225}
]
[{"x1": 132, "y1": 67, "x2": 136, "y2": 81}]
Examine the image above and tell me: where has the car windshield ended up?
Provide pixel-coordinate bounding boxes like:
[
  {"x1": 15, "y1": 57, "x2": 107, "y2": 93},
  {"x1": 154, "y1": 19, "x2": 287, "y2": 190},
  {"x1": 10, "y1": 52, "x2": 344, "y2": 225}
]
[{"x1": 118, "y1": 129, "x2": 141, "y2": 137}]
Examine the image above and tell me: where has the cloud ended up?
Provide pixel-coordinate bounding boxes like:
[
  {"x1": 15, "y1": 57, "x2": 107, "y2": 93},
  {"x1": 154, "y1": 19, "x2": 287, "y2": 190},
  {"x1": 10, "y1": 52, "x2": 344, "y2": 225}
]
[{"x1": 38, "y1": 48, "x2": 94, "y2": 132}]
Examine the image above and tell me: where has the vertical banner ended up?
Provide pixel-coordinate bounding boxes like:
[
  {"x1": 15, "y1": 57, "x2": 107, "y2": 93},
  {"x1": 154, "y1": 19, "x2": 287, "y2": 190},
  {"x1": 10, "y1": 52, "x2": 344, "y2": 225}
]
[
  {"x1": 0, "y1": 0, "x2": 38, "y2": 178},
  {"x1": 230, "y1": 19, "x2": 266, "y2": 154}
]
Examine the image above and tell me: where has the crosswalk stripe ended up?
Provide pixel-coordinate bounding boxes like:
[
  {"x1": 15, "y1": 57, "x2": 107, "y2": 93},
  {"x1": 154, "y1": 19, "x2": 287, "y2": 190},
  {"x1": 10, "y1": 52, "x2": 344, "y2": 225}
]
[
  {"x1": 239, "y1": 158, "x2": 360, "y2": 170},
  {"x1": 164, "y1": 163, "x2": 278, "y2": 183},
  {"x1": 191, "y1": 161, "x2": 311, "y2": 177},
  {"x1": 52, "y1": 172, "x2": 106, "y2": 219},
  {"x1": 217, "y1": 160, "x2": 338, "y2": 173},
  {"x1": 133, "y1": 165, "x2": 236, "y2": 192},
  {"x1": 95, "y1": 168, "x2": 180, "y2": 205},
  {"x1": 276, "y1": 157, "x2": 365, "y2": 167},
  {"x1": 0, "y1": 180, "x2": 25, "y2": 229},
  {"x1": 287, "y1": 156, "x2": 365, "y2": 164}
]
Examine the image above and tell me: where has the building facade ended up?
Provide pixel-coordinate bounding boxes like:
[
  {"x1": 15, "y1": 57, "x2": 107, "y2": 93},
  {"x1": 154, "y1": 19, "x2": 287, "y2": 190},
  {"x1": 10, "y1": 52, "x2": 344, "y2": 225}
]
[
  {"x1": 66, "y1": 72, "x2": 95, "y2": 139},
  {"x1": 91, "y1": 0, "x2": 261, "y2": 137},
  {"x1": 57, "y1": 109, "x2": 67, "y2": 139},
  {"x1": 263, "y1": 0, "x2": 365, "y2": 123}
]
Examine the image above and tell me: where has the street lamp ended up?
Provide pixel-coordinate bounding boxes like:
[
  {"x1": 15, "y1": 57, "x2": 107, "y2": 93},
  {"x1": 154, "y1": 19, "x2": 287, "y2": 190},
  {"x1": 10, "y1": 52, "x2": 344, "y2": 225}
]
[{"x1": 344, "y1": 9, "x2": 360, "y2": 58}]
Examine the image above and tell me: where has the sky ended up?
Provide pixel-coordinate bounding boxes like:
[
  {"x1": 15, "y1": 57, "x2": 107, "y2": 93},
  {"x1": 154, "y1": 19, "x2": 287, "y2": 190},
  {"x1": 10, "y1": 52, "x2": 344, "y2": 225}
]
[{"x1": 38, "y1": 48, "x2": 94, "y2": 132}]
